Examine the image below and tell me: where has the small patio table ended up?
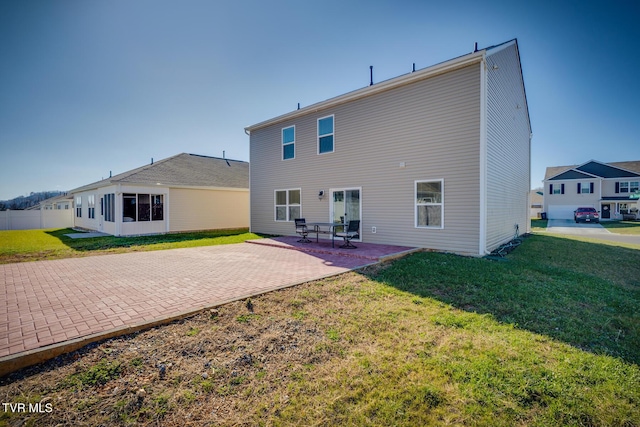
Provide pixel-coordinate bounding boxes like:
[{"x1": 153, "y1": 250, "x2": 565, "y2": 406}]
[{"x1": 306, "y1": 222, "x2": 345, "y2": 248}]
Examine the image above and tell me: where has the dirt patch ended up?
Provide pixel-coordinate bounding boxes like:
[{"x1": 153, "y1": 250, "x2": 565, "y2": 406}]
[{"x1": 0, "y1": 274, "x2": 363, "y2": 426}]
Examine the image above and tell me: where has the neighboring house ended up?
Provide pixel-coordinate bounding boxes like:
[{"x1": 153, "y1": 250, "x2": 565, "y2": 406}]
[
  {"x1": 543, "y1": 160, "x2": 640, "y2": 220},
  {"x1": 245, "y1": 39, "x2": 531, "y2": 256},
  {"x1": 69, "y1": 153, "x2": 249, "y2": 236},
  {"x1": 31, "y1": 193, "x2": 73, "y2": 211},
  {"x1": 530, "y1": 188, "x2": 543, "y2": 218}
]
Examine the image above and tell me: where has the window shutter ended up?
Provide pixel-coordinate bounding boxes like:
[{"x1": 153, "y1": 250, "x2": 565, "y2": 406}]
[
  {"x1": 561, "y1": 184, "x2": 565, "y2": 194},
  {"x1": 577, "y1": 183, "x2": 581, "y2": 194},
  {"x1": 590, "y1": 182, "x2": 594, "y2": 193},
  {"x1": 549, "y1": 184, "x2": 553, "y2": 194},
  {"x1": 615, "y1": 182, "x2": 619, "y2": 193}
]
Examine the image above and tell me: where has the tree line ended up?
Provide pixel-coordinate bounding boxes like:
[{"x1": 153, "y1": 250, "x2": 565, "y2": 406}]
[{"x1": 0, "y1": 191, "x2": 67, "y2": 211}]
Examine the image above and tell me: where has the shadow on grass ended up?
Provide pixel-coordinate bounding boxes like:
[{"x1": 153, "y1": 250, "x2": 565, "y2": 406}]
[
  {"x1": 45, "y1": 228, "x2": 252, "y2": 252},
  {"x1": 364, "y1": 234, "x2": 640, "y2": 365}
]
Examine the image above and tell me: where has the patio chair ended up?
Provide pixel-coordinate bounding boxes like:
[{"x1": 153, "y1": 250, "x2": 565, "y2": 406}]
[
  {"x1": 335, "y1": 220, "x2": 360, "y2": 249},
  {"x1": 295, "y1": 218, "x2": 311, "y2": 243}
]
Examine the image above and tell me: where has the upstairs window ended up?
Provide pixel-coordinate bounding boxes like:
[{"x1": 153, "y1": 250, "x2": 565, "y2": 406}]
[
  {"x1": 318, "y1": 115, "x2": 334, "y2": 154},
  {"x1": 550, "y1": 183, "x2": 564, "y2": 195},
  {"x1": 282, "y1": 126, "x2": 295, "y2": 160},
  {"x1": 578, "y1": 182, "x2": 593, "y2": 194},
  {"x1": 619, "y1": 181, "x2": 639, "y2": 193}
]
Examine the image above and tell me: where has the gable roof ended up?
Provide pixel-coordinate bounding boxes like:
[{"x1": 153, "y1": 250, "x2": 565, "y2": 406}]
[
  {"x1": 545, "y1": 160, "x2": 640, "y2": 181},
  {"x1": 609, "y1": 161, "x2": 640, "y2": 175},
  {"x1": 70, "y1": 153, "x2": 249, "y2": 193},
  {"x1": 548, "y1": 169, "x2": 597, "y2": 181},
  {"x1": 245, "y1": 39, "x2": 527, "y2": 133},
  {"x1": 576, "y1": 161, "x2": 640, "y2": 178}
]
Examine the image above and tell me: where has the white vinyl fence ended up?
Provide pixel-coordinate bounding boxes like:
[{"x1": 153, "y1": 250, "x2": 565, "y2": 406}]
[{"x1": 0, "y1": 209, "x2": 74, "y2": 230}]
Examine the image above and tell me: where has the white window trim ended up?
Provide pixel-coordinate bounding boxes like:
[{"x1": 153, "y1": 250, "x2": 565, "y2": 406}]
[
  {"x1": 317, "y1": 114, "x2": 335, "y2": 155},
  {"x1": 274, "y1": 188, "x2": 302, "y2": 222},
  {"x1": 282, "y1": 125, "x2": 295, "y2": 161},
  {"x1": 414, "y1": 179, "x2": 444, "y2": 229}
]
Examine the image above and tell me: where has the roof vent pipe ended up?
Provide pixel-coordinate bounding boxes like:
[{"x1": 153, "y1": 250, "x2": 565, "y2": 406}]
[
  {"x1": 109, "y1": 171, "x2": 112, "y2": 178},
  {"x1": 297, "y1": 103, "x2": 300, "y2": 110},
  {"x1": 151, "y1": 157, "x2": 153, "y2": 165},
  {"x1": 474, "y1": 42, "x2": 478, "y2": 52},
  {"x1": 412, "y1": 63, "x2": 416, "y2": 72},
  {"x1": 369, "y1": 65, "x2": 373, "y2": 86}
]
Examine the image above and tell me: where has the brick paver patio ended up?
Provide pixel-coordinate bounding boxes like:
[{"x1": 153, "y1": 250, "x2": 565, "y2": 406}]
[{"x1": 0, "y1": 240, "x2": 416, "y2": 374}]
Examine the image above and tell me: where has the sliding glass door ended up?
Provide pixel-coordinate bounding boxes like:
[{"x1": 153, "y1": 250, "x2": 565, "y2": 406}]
[{"x1": 331, "y1": 188, "x2": 361, "y2": 237}]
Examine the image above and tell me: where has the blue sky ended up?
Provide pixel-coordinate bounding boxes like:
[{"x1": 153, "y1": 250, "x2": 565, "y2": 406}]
[{"x1": 1, "y1": 0, "x2": 638, "y2": 200}]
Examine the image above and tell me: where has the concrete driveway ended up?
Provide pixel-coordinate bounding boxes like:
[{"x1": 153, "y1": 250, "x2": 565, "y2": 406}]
[
  {"x1": 546, "y1": 219, "x2": 610, "y2": 236},
  {"x1": 0, "y1": 240, "x2": 415, "y2": 375},
  {"x1": 545, "y1": 219, "x2": 640, "y2": 245}
]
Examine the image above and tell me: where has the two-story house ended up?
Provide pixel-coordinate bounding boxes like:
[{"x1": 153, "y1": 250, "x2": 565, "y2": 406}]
[
  {"x1": 543, "y1": 160, "x2": 640, "y2": 220},
  {"x1": 245, "y1": 39, "x2": 531, "y2": 256}
]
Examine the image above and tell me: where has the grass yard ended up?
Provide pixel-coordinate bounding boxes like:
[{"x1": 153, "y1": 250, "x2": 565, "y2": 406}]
[
  {"x1": 601, "y1": 220, "x2": 640, "y2": 234},
  {"x1": 1, "y1": 234, "x2": 638, "y2": 426},
  {"x1": 0, "y1": 228, "x2": 260, "y2": 264}
]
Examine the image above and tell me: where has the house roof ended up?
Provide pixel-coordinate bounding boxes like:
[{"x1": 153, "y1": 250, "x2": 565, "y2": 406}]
[
  {"x1": 545, "y1": 160, "x2": 640, "y2": 181},
  {"x1": 245, "y1": 39, "x2": 526, "y2": 133},
  {"x1": 548, "y1": 169, "x2": 596, "y2": 181},
  {"x1": 41, "y1": 193, "x2": 73, "y2": 205},
  {"x1": 576, "y1": 161, "x2": 640, "y2": 178},
  {"x1": 26, "y1": 193, "x2": 73, "y2": 210},
  {"x1": 70, "y1": 153, "x2": 249, "y2": 193}
]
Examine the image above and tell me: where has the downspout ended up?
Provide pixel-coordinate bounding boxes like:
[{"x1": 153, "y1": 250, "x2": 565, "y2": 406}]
[
  {"x1": 245, "y1": 127, "x2": 252, "y2": 233},
  {"x1": 165, "y1": 191, "x2": 170, "y2": 233},
  {"x1": 478, "y1": 55, "x2": 488, "y2": 255},
  {"x1": 527, "y1": 132, "x2": 532, "y2": 233},
  {"x1": 115, "y1": 184, "x2": 122, "y2": 236}
]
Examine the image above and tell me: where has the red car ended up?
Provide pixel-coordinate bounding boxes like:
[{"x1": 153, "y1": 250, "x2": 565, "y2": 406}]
[{"x1": 574, "y1": 207, "x2": 599, "y2": 223}]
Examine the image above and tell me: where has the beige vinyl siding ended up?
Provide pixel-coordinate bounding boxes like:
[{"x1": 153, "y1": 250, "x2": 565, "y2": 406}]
[
  {"x1": 484, "y1": 43, "x2": 531, "y2": 252},
  {"x1": 169, "y1": 188, "x2": 249, "y2": 233},
  {"x1": 251, "y1": 63, "x2": 482, "y2": 254},
  {"x1": 73, "y1": 190, "x2": 101, "y2": 231},
  {"x1": 543, "y1": 180, "x2": 601, "y2": 213}
]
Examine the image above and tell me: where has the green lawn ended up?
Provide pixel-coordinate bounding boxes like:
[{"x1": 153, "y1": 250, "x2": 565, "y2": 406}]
[
  {"x1": 601, "y1": 220, "x2": 640, "y2": 234},
  {"x1": 0, "y1": 228, "x2": 260, "y2": 263},
  {"x1": 284, "y1": 235, "x2": 640, "y2": 426},
  {"x1": 531, "y1": 217, "x2": 640, "y2": 235}
]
